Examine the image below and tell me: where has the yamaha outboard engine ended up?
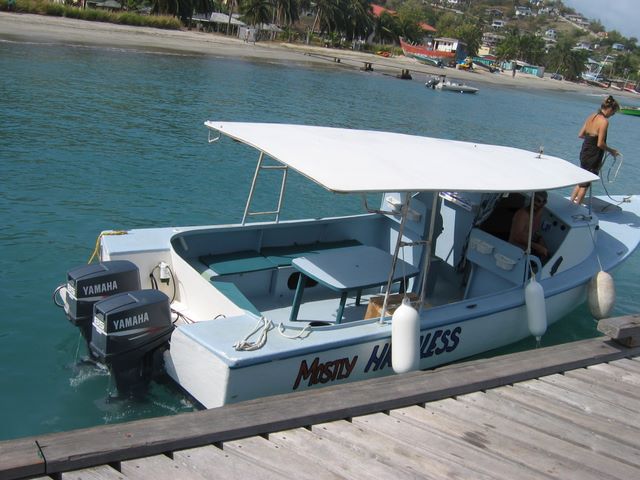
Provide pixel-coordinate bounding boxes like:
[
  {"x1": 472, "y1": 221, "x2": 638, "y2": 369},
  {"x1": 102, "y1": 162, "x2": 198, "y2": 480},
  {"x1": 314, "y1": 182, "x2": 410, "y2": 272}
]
[
  {"x1": 90, "y1": 289, "x2": 173, "y2": 394},
  {"x1": 64, "y1": 261, "x2": 140, "y2": 344}
]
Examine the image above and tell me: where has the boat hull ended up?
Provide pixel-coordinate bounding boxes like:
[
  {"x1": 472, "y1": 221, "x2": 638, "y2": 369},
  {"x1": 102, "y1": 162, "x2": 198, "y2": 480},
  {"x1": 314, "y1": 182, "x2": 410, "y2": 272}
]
[
  {"x1": 620, "y1": 107, "x2": 640, "y2": 116},
  {"x1": 438, "y1": 83, "x2": 478, "y2": 94},
  {"x1": 400, "y1": 38, "x2": 456, "y2": 66},
  {"x1": 164, "y1": 281, "x2": 586, "y2": 408}
]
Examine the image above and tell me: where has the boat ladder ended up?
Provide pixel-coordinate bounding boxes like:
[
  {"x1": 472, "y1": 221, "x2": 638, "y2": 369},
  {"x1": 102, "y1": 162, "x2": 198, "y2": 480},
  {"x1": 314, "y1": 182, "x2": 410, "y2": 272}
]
[{"x1": 242, "y1": 152, "x2": 288, "y2": 225}]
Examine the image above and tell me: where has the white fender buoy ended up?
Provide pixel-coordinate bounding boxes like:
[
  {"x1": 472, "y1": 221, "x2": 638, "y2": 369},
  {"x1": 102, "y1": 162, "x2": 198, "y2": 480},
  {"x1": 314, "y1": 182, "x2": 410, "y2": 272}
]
[
  {"x1": 525, "y1": 276, "x2": 547, "y2": 341},
  {"x1": 391, "y1": 298, "x2": 421, "y2": 374},
  {"x1": 588, "y1": 271, "x2": 616, "y2": 320}
]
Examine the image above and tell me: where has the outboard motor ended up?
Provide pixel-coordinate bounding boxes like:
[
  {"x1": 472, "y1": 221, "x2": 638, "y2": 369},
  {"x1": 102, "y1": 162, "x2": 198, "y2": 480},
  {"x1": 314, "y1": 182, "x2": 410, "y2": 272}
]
[
  {"x1": 425, "y1": 77, "x2": 439, "y2": 89},
  {"x1": 64, "y1": 261, "x2": 140, "y2": 344},
  {"x1": 90, "y1": 289, "x2": 173, "y2": 394}
]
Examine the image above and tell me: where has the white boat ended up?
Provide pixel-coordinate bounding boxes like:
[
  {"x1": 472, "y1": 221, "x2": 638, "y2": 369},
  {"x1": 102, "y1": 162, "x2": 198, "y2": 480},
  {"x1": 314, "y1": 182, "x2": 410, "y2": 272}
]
[
  {"x1": 426, "y1": 76, "x2": 479, "y2": 93},
  {"x1": 57, "y1": 122, "x2": 640, "y2": 408}
]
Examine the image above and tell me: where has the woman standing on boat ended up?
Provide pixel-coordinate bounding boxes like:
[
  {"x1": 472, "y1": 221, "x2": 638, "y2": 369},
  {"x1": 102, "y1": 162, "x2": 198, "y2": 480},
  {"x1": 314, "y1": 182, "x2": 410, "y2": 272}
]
[{"x1": 571, "y1": 95, "x2": 620, "y2": 204}]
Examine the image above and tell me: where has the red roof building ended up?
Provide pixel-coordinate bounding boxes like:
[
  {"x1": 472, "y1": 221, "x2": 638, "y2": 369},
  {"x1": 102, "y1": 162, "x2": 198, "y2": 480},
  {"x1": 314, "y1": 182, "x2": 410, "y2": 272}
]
[
  {"x1": 419, "y1": 22, "x2": 437, "y2": 33},
  {"x1": 370, "y1": 4, "x2": 436, "y2": 33},
  {"x1": 371, "y1": 4, "x2": 396, "y2": 17}
]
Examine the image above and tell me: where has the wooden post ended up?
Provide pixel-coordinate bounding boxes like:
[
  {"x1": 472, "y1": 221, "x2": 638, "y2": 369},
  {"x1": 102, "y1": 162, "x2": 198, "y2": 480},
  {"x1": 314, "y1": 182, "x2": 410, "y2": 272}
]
[{"x1": 597, "y1": 314, "x2": 640, "y2": 347}]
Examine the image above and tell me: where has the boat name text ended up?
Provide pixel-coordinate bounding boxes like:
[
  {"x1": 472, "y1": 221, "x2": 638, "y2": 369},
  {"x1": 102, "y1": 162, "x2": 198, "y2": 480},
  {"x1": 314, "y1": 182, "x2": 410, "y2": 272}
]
[
  {"x1": 293, "y1": 356, "x2": 358, "y2": 390},
  {"x1": 292, "y1": 326, "x2": 462, "y2": 389},
  {"x1": 365, "y1": 326, "x2": 462, "y2": 372}
]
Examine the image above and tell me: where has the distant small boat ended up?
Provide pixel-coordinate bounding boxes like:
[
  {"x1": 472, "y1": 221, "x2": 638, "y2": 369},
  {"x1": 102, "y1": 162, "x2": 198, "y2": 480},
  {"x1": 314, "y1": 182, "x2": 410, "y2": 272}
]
[
  {"x1": 620, "y1": 106, "x2": 640, "y2": 116},
  {"x1": 426, "y1": 76, "x2": 478, "y2": 94}
]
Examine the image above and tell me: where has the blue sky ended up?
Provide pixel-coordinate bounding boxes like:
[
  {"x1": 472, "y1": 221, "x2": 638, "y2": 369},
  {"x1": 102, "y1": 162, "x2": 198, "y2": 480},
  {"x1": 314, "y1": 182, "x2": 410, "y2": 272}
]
[{"x1": 563, "y1": 0, "x2": 639, "y2": 39}]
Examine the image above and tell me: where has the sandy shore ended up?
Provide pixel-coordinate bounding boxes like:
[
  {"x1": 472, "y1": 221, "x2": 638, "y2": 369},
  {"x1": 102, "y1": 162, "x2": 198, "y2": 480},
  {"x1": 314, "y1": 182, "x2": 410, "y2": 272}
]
[{"x1": 2, "y1": 12, "x2": 638, "y2": 99}]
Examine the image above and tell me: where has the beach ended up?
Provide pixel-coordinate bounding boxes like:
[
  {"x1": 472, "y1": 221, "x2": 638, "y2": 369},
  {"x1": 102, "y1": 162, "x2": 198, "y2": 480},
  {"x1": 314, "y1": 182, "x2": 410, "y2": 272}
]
[{"x1": 2, "y1": 12, "x2": 639, "y2": 99}]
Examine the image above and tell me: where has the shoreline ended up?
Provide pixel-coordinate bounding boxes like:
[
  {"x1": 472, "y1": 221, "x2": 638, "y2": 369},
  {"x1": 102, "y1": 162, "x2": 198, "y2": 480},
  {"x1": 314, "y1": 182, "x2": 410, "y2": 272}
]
[{"x1": 2, "y1": 12, "x2": 639, "y2": 100}]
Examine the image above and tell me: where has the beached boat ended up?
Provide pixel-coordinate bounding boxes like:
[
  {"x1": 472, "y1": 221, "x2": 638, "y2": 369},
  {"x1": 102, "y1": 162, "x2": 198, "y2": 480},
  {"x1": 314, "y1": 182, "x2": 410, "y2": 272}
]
[
  {"x1": 400, "y1": 37, "x2": 466, "y2": 67},
  {"x1": 620, "y1": 106, "x2": 640, "y2": 116},
  {"x1": 56, "y1": 122, "x2": 640, "y2": 408},
  {"x1": 425, "y1": 76, "x2": 479, "y2": 94}
]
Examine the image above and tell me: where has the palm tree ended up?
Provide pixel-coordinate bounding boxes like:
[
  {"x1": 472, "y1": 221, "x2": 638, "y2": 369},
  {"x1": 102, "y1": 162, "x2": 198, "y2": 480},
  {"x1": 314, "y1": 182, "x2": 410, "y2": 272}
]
[
  {"x1": 223, "y1": 0, "x2": 240, "y2": 35},
  {"x1": 547, "y1": 37, "x2": 588, "y2": 81},
  {"x1": 454, "y1": 23, "x2": 482, "y2": 57},
  {"x1": 311, "y1": 0, "x2": 341, "y2": 36},
  {"x1": 342, "y1": 0, "x2": 374, "y2": 41},
  {"x1": 273, "y1": 0, "x2": 299, "y2": 28},
  {"x1": 373, "y1": 11, "x2": 398, "y2": 45},
  {"x1": 240, "y1": 0, "x2": 273, "y2": 29}
]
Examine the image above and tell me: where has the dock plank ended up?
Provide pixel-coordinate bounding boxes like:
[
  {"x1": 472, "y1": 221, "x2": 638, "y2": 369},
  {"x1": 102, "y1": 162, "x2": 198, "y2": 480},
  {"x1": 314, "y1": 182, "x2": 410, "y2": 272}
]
[
  {"x1": 222, "y1": 435, "x2": 340, "y2": 480},
  {"x1": 172, "y1": 445, "x2": 284, "y2": 480},
  {"x1": 612, "y1": 357, "x2": 640, "y2": 373},
  {"x1": 587, "y1": 362, "x2": 640, "y2": 386},
  {"x1": 312, "y1": 418, "x2": 474, "y2": 480},
  {"x1": 267, "y1": 427, "x2": 413, "y2": 480},
  {"x1": 424, "y1": 395, "x2": 640, "y2": 479},
  {"x1": 352, "y1": 412, "x2": 538, "y2": 480},
  {"x1": 516, "y1": 379, "x2": 640, "y2": 429},
  {"x1": 461, "y1": 389, "x2": 640, "y2": 468},
  {"x1": 497, "y1": 385, "x2": 640, "y2": 449},
  {"x1": 392, "y1": 403, "x2": 605, "y2": 480},
  {"x1": 539, "y1": 373, "x2": 640, "y2": 413},
  {"x1": 0, "y1": 438, "x2": 44, "y2": 480},
  {"x1": 119, "y1": 454, "x2": 207, "y2": 480},
  {"x1": 60, "y1": 464, "x2": 126, "y2": 480},
  {"x1": 566, "y1": 367, "x2": 640, "y2": 399}
]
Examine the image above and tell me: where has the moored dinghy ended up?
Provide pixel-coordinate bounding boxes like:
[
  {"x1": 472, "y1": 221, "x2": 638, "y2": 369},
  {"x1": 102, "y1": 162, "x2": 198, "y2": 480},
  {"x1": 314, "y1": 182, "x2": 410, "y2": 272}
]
[
  {"x1": 620, "y1": 106, "x2": 640, "y2": 117},
  {"x1": 56, "y1": 122, "x2": 640, "y2": 408},
  {"x1": 426, "y1": 75, "x2": 479, "y2": 93}
]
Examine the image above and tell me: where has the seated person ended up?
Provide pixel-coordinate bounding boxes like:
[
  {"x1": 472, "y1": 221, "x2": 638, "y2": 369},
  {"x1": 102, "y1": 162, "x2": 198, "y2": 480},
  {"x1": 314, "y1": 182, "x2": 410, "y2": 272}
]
[{"x1": 508, "y1": 191, "x2": 548, "y2": 260}]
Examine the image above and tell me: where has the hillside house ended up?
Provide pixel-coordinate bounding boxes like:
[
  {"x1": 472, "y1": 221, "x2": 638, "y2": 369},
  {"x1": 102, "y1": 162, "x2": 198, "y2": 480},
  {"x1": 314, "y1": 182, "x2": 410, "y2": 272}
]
[{"x1": 515, "y1": 6, "x2": 533, "y2": 17}]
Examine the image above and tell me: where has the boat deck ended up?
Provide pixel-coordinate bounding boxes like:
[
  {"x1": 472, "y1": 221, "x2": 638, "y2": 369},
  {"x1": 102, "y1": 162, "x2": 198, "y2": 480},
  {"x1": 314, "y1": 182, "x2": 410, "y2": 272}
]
[{"x1": 3, "y1": 315, "x2": 640, "y2": 480}]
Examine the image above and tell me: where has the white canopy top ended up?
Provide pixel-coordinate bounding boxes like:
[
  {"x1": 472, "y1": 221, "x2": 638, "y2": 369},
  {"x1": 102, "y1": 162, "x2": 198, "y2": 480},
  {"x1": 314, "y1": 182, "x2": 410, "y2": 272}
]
[{"x1": 205, "y1": 122, "x2": 598, "y2": 193}]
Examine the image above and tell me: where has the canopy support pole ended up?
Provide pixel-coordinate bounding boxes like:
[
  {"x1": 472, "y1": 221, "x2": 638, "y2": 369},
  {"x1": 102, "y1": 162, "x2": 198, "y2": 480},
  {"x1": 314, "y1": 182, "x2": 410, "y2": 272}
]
[
  {"x1": 418, "y1": 192, "x2": 439, "y2": 310},
  {"x1": 380, "y1": 192, "x2": 412, "y2": 323},
  {"x1": 525, "y1": 191, "x2": 535, "y2": 282}
]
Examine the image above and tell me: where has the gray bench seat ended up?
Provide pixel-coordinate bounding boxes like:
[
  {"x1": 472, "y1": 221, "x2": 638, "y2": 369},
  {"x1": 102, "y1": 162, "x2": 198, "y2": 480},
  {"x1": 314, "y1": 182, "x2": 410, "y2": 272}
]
[{"x1": 199, "y1": 240, "x2": 361, "y2": 276}]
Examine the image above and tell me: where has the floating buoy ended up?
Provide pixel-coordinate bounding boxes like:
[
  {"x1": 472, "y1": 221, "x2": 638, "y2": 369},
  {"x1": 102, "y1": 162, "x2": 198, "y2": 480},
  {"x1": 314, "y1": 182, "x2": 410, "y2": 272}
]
[
  {"x1": 525, "y1": 276, "x2": 547, "y2": 341},
  {"x1": 391, "y1": 298, "x2": 421, "y2": 374},
  {"x1": 588, "y1": 270, "x2": 616, "y2": 320}
]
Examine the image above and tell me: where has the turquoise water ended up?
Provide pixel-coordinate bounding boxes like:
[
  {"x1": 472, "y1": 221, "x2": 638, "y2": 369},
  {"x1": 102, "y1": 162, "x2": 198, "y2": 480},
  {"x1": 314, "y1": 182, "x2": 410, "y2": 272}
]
[{"x1": 1, "y1": 39, "x2": 639, "y2": 441}]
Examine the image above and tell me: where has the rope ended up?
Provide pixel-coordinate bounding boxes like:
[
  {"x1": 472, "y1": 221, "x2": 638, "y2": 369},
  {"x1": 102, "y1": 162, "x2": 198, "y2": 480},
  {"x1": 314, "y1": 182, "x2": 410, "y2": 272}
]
[
  {"x1": 598, "y1": 153, "x2": 631, "y2": 209},
  {"x1": 586, "y1": 221, "x2": 604, "y2": 272},
  {"x1": 87, "y1": 230, "x2": 128, "y2": 264},
  {"x1": 233, "y1": 316, "x2": 274, "y2": 351},
  {"x1": 278, "y1": 322, "x2": 312, "y2": 339},
  {"x1": 232, "y1": 316, "x2": 315, "y2": 351},
  {"x1": 604, "y1": 152, "x2": 623, "y2": 183}
]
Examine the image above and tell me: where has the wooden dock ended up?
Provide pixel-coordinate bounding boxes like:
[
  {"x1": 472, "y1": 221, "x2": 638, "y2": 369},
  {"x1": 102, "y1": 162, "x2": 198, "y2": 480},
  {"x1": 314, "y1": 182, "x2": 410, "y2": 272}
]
[{"x1": 2, "y1": 316, "x2": 640, "y2": 480}]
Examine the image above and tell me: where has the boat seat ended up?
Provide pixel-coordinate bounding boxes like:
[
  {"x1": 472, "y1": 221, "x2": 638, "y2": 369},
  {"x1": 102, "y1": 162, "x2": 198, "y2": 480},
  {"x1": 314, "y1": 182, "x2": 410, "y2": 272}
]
[
  {"x1": 261, "y1": 239, "x2": 361, "y2": 267},
  {"x1": 210, "y1": 280, "x2": 261, "y2": 317},
  {"x1": 464, "y1": 228, "x2": 541, "y2": 298},
  {"x1": 200, "y1": 240, "x2": 362, "y2": 276},
  {"x1": 200, "y1": 250, "x2": 275, "y2": 276}
]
